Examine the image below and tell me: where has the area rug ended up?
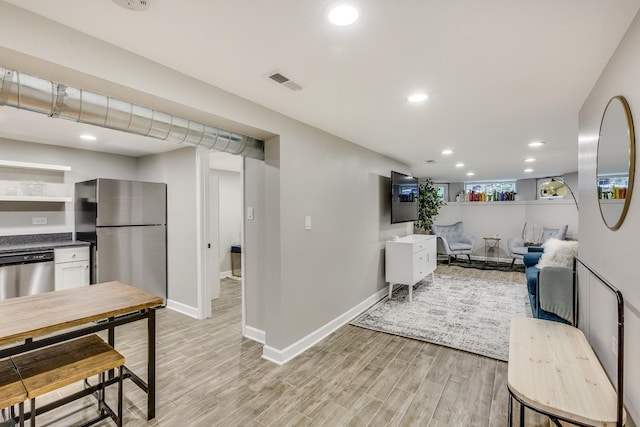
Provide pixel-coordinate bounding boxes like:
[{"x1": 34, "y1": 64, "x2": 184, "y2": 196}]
[
  {"x1": 350, "y1": 275, "x2": 531, "y2": 361},
  {"x1": 447, "y1": 258, "x2": 525, "y2": 273}
]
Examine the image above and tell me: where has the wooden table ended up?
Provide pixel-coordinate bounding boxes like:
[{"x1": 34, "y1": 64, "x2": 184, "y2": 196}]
[
  {"x1": 507, "y1": 317, "x2": 625, "y2": 427},
  {"x1": 0, "y1": 281, "x2": 163, "y2": 421}
]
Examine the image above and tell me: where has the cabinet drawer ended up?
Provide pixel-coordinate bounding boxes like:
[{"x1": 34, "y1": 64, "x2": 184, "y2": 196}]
[
  {"x1": 413, "y1": 240, "x2": 430, "y2": 253},
  {"x1": 54, "y1": 246, "x2": 90, "y2": 263},
  {"x1": 412, "y1": 249, "x2": 429, "y2": 280}
]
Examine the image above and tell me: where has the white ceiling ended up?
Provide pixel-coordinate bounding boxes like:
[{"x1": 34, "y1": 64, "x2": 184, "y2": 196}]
[{"x1": 2, "y1": 0, "x2": 639, "y2": 181}]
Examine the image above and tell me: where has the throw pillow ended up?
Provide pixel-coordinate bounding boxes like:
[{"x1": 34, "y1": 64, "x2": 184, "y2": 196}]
[
  {"x1": 536, "y1": 238, "x2": 578, "y2": 269},
  {"x1": 522, "y1": 223, "x2": 543, "y2": 246},
  {"x1": 542, "y1": 225, "x2": 569, "y2": 242}
]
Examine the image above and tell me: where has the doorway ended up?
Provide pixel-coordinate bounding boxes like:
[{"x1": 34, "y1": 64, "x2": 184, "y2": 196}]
[{"x1": 207, "y1": 152, "x2": 243, "y2": 312}]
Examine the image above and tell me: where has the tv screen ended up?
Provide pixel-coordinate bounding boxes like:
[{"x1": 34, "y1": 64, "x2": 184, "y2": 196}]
[{"x1": 390, "y1": 171, "x2": 419, "y2": 224}]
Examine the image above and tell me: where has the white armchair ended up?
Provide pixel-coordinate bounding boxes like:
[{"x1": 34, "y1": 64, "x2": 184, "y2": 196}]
[{"x1": 431, "y1": 221, "x2": 476, "y2": 264}]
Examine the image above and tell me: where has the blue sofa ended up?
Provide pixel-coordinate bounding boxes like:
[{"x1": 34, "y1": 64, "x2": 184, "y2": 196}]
[{"x1": 523, "y1": 248, "x2": 573, "y2": 325}]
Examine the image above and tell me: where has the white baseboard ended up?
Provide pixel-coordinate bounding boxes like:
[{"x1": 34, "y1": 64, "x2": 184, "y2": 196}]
[
  {"x1": 166, "y1": 299, "x2": 201, "y2": 319},
  {"x1": 261, "y1": 287, "x2": 388, "y2": 365},
  {"x1": 244, "y1": 325, "x2": 265, "y2": 344},
  {"x1": 219, "y1": 270, "x2": 232, "y2": 279}
]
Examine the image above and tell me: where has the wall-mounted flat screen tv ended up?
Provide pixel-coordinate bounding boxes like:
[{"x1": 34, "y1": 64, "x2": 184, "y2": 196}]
[{"x1": 390, "y1": 171, "x2": 419, "y2": 224}]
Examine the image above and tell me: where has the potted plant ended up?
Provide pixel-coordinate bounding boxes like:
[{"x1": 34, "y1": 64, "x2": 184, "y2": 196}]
[{"x1": 415, "y1": 178, "x2": 445, "y2": 233}]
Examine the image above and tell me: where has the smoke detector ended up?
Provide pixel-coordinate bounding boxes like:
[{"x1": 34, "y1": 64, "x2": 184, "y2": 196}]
[{"x1": 112, "y1": 0, "x2": 150, "y2": 11}]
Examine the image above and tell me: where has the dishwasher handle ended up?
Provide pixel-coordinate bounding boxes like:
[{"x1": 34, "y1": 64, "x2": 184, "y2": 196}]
[{"x1": 0, "y1": 251, "x2": 54, "y2": 266}]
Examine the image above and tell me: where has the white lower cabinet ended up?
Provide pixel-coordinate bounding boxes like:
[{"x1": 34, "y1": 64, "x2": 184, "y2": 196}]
[
  {"x1": 54, "y1": 246, "x2": 90, "y2": 290},
  {"x1": 385, "y1": 234, "x2": 437, "y2": 302}
]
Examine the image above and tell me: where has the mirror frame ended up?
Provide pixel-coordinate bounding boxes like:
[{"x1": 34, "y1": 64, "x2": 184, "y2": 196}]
[{"x1": 596, "y1": 95, "x2": 635, "y2": 230}]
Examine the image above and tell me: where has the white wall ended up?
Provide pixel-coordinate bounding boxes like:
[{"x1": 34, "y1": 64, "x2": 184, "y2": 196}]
[
  {"x1": 138, "y1": 147, "x2": 200, "y2": 312},
  {"x1": 244, "y1": 155, "x2": 267, "y2": 334},
  {"x1": 0, "y1": 138, "x2": 137, "y2": 236},
  {"x1": 579, "y1": 10, "x2": 640, "y2": 424},
  {"x1": 211, "y1": 169, "x2": 242, "y2": 275},
  {"x1": 276, "y1": 126, "x2": 411, "y2": 350}
]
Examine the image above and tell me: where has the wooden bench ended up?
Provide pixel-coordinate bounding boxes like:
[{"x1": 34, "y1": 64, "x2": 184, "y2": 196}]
[
  {"x1": 508, "y1": 317, "x2": 626, "y2": 426},
  {"x1": 10, "y1": 335, "x2": 125, "y2": 427},
  {"x1": 0, "y1": 359, "x2": 26, "y2": 426}
]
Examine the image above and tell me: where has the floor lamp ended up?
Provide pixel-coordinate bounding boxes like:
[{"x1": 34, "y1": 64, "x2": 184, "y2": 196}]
[{"x1": 540, "y1": 178, "x2": 579, "y2": 211}]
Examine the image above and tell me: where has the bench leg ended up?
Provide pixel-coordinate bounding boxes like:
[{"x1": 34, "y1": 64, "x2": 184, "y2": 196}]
[
  {"x1": 29, "y1": 399, "x2": 35, "y2": 427},
  {"x1": 99, "y1": 372, "x2": 106, "y2": 415},
  {"x1": 117, "y1": 366, "x2": 123, "y2": 427},
  {"x1": 508, "y1": 395, "x2": 512, "y2": 426},
  {"x1": 519, "y1": 399, "x2": 525, "y2": 427},
  {"x1": 8, "y1": 403, "x2": 25, "y2": 427},
  {"x1": 19, "y1": 402, "x2": 24, "y2": 427}
]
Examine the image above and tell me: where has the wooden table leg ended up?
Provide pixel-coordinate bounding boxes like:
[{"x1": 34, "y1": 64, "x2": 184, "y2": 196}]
[{"x1": 148, "y1": 308, "x2": 156, "y2": 420}]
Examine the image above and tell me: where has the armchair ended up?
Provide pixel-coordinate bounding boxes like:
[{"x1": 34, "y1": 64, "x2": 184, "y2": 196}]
[
  {"x1": 431, "y1": 221, "x2": 476, "y2": 264},
  {"x1": 507, "y1": 223, "x2": 568, "y2": 268}
]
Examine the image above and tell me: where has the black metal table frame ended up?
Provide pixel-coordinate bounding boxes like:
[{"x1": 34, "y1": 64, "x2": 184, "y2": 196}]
[
  {"x1": 0, "y1": 307, "x2": 157, "y2": 424},
  {"x1": 483, "y1": 237, "x2": 501, "y2": 265},
  {"x1": 507, "y1": 256, "x2": 625, "y2": 427}
]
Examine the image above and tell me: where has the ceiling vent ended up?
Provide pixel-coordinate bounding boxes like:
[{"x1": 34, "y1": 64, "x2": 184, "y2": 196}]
[
  {"x1": 266, "y1": 71, "x2": 302, "y2": 91},
  {"x1": 112, "y1": 0, "x2": 150, "y2": 11}
]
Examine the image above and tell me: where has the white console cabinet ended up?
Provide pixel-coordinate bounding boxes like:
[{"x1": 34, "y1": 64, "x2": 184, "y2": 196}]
[
  {"x1": 54, "y1": 246, "x2": 90, "y2": 290},
  {"x1": 385, "y1": 234, "x2": 437, "y2": 302}
]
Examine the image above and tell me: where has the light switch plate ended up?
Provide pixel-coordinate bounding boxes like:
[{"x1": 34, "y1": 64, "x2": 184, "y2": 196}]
[
  {"x1": 305, "y1": 215, "x2": 312, "y2": 230},
  {"x1": 247, "y1": 207, "x2": 254, "y2": 220}
]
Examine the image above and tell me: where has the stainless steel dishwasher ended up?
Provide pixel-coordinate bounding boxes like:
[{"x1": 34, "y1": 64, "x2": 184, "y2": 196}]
[{"x1": 0, "y1": 250, "x2": 55, "y2": 300}]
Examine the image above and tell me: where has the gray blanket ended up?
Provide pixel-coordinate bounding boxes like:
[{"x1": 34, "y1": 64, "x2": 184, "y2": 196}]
[{"x1": 539, "y1": 266, "x2": 574, "y2": 323}]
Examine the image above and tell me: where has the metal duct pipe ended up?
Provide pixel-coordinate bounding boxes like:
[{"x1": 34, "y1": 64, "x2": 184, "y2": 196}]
[{"x1": 0, "y1": 66, "x2": 264, "y2": 159}]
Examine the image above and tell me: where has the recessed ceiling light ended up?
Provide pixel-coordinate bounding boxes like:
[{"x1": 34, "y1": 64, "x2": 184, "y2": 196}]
[
  {"x1": 407, "y1": 93, "x2": 429, "y2": 103},
  {"x1": 455, "y1": 163, "x2": 464, "y2": 168},
  {"x1": 524, "y1": 168, "x2": 534, "y2": 173},
  {"x1": 80, "y1": 134, "x2": 97, "y2": 141},
  {"x1": 524, "y1": 158, "x2": 536, "y2": 163},
  {"x1": 328, "y1": 5, "x2": 359, "y2": 26},
  {"x1": 441, "y1": 149, "x2": 453, "y2": 155},
  {"x1": 466, "y1": 172, "x2": 475, "y2": 176},
  {"x1": 529, "y1": 141, "x2": 545, "y2": 147}
]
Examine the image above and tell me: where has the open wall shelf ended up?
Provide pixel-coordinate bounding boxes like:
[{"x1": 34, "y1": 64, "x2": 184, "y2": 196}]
[
  {"x1": 0, "y1": 160, "x2": 72, "y2": 202},
  {"x1": 0, "y1": 195, "x2": 72, "y2": 202},
  {"x1": 0, "y1": 160, "x2": 72, "y2": 172}
]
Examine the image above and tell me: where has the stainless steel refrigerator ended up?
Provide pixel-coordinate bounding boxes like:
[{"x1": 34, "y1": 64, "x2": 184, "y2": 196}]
[{"x1": 75, "y1": 178, "x2": 167, "y2": 301}]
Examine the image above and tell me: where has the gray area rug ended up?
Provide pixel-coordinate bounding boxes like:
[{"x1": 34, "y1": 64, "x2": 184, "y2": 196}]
[{"x1": 350, "y1": 274, "x2": 531, "y2": 361}]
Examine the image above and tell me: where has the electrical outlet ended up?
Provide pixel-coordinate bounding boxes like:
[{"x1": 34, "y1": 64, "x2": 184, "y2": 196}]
[
  {"x1": 611, "y1": 336, "x2": 618, "y2": 356},
  {"x1": 32, "y1": 217, "x2": 47, "y2": 225}
]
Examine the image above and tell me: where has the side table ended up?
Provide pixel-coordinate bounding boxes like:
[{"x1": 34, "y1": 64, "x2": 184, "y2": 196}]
[{"x1": 483, "y1": 236, "x2": 501, "y2": 264}]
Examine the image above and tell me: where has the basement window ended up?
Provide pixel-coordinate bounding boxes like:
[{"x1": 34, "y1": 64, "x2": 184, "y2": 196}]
[{"x1": 464, "y1": 181, "x2": 517, "y2": 202}]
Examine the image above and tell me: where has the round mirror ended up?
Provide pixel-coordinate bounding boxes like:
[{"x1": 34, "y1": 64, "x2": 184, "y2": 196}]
[{"x1": 597, "y1": 96, "x2": 635, "y2": 230}]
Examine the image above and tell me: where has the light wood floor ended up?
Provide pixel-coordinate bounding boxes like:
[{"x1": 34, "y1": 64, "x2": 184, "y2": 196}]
[{"x1": 31, "y1": 265, "x2": 554, "y2": 426}]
